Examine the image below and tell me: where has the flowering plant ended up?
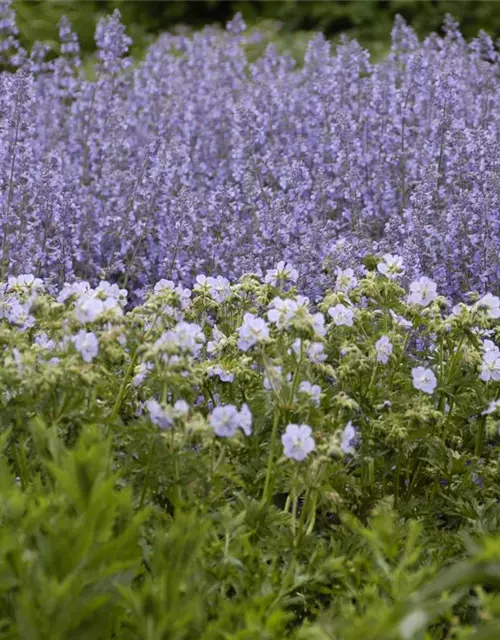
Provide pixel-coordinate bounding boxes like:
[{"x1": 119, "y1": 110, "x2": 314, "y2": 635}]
[
  {"x1": 0, "y1": 261, "x2": 499, "y2": 635},
  {"x1": 0, "y1": 3, "x2": 499, "y2": 302},
  {"x1": 2, "y1": 1, "x2": 500, "y2": 635}
]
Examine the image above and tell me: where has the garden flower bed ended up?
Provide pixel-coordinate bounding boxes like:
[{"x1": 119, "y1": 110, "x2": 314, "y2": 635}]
[
  {"x1": 0, "y1": 5, "x2": 499, "y2": 299},
  {"x1": 2, "y1": 262, "x2": 500, "y2": 637},
  {"x1": 2, "y1": 2, "x2": 500, "y2": 636}
]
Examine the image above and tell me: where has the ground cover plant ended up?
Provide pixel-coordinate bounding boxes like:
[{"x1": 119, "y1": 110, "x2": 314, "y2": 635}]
[
  {"x1": 2, "y1": 262, "x2": 500, "y2": 638},
  {"x1": 2, "y1": 2, "x2": 500, "y2": 638}
]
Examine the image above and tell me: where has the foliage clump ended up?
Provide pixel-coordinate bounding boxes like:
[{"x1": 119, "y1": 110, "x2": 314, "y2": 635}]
[{"x1": 1, "y1": 263, "x2": 500, "y2": 636}]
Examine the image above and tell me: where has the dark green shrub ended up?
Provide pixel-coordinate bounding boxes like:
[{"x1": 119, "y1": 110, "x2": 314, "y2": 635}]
[{"x1": 12, "y1": 0, "x2": 500, "y2": 57}]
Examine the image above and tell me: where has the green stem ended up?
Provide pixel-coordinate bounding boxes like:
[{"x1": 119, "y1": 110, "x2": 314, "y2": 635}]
[
  {"x1": 138, "y1": 440, "x2": 156, "y2": 509},
  {"x1": 291, "y1": 487, "x2": 298, "y2": 541},
  {"x1": 14, "y1": 436, "x2": 30, "y2": 490},
  {"x1": 212, "y1": 443, "x2": 226, "y2": 475},
  {"x1": 289, "y1": 340, "x2": 305, "y2": 407},
  {"x1": 296, "y1": 488, "x2": 313, "y2": 546},
  {"x1": 394, "y1": 450, "x2": 403, "y2": 510},
  {"x1": 161, "y1": 375, "x2": 168, "y2": 404},
  {"x1": 108, "y1": 350, "x2": 139, "y2": 422},
  {"x1": 261, "y1": 351, "x2": 282, "y2": 405},
  {"x1": 364, "y1": 456, "x2": 375, "y2": 490},
  {"x1": 475, "y1": 416, "x2": 485, "y2": 458},
  {"x1": 442, "y1": 396, "x2": 456, "y2": 435},
  {"x1": 210, "y1": 436, "x2": 216, "y2": 478},
  {"x1": 405, "y1": 460, "x2": 423, "y2": 504},
  {"x1": 444, "y1": 334, "x2": 466, "y2": 389},
  {"x1": 109, "y1": 307, "x2": 166, "y2": 425},
  {"x1": 365, "y1": 363, "x2": 379, "y2": 404},
  {"x1": 283, "y1": 493, "x2": 292, "y2": 514},
  {"x1": 171, "y1": 428, "x2": 181, "y2": 505},
  {"x1": 304, "y1": 493, "x2": 318, "y2": 536},
  {"x1": 388, "y1": 334, "x2": 410, "y2": 393},
  {"x1": 261, "y1": 407, "x2": 281, "y2": 506},
  {"x1": 438, "y1": 334, "x2": 466, "y2": 413}
]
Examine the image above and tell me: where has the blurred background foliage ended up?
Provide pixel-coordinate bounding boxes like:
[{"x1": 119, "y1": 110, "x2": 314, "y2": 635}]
[{"x1": 13, "y1": 0, "x2": 500, "y2": 60}]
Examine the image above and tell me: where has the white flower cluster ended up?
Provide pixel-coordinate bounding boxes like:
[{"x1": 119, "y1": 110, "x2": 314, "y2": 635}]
[
  {"x1": 264, "y1": 261, "x2": 299, "y2": 287},
  {"x1": 237, "y1": 313, "x2": 270, "y2": 352},
  {"x1": 480, "y1": 339, "x2": 500, "y2": 382},
  {"x1": 146, "y1": 398, "x2": 190, "y2": 429},
  {"x1": 58, "y1": 280, "x2": 127, "y2": 323},
  {"x1": 154, "y1": 322, "x2": 205, "y2": 359},
  {"x1": 267, "y1": 296, "x2": 325, "y2": 336},
  {"x1": 194, "y1": 275, "x2": 231, "y2": 303}
]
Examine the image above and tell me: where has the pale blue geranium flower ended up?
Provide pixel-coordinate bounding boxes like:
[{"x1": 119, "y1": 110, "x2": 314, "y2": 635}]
[
  {"x1": 377, "y1": 254, "x2": 404, "y2": 279},
  {"x1": 482, "y1": 399, "x2": 500, "y2": 415},
  {"x1": 237, "y1": 313, "x2": 269, "y2": 351},
  {"x1": 281, "y1": 424, "x2": 315, "y2": 461},
  {"x1": 155, "y1": 322, "x2": 205, "y2": 357},
  {"x1": 375, "y1": 335, "x2": 393, "y2": 364},
  {"x1": 328, "y1": 303, "x2": 354, "y2": 327},
  {"x1": 146, "y1": 399, "x2": 173, "y2": 429},
  {"x1": 307, "y1": 341, "x2": 327, "y2": 363},
  {"x1": 209, "y1": 404, "x2": 252, "y2": 437},
  {"x1": 57, "y1": 281, "x2": 90, "y2": 303},
  {"x1": 298, "y1": 381, "x2": 322, "y2": 407},
  {"x1": 207, "y1": 365, "x2": 235, "y2": 383},
  {"x1": 340, "y1": 421, "x2": 359, "y2": 455},
  {"x1": 335, "y1": 268, "x2": 357, "y2": 292},
  {"x1": 412, "y1": 366, "x2": 437, "y2": 393},
  {"x1": 480, "y1": 350, "x2": 500, "y2": 382},
  {"x1": 73, "y1": 330, "x2": 99, "y2": 363},
  {"x1": 74, "y1": 293, "x2": 105, "y2": 323},
  {"x1": 8, "y1": 274, "x2": 44, "y2": 290},
  {"x1": 407, "y1": 277, "x2": 438, "y2": 307},
  {"x1": 132, "y1": 361, "x2": 154, "y2": 387},
  {"x1": 477, "y1": 293, "x2": 500, "y2": 319},
  {"x1": 264, "y1": 261, "x2": 299, "y2": 287},
  {"x1": 172, "y1": 399, "x2": 190, "y2": 418},
  {"x1": 153, "y1": 279, "x2": 175, "y2": 293},
  {"x1": 264, "y1": 365, "x2": 291, "y2": 393}
]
